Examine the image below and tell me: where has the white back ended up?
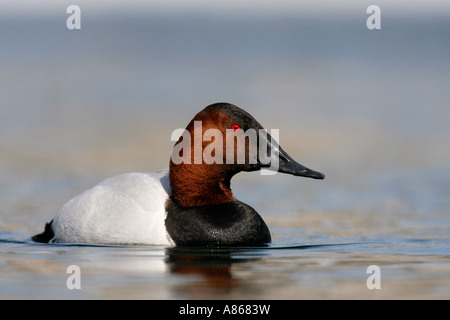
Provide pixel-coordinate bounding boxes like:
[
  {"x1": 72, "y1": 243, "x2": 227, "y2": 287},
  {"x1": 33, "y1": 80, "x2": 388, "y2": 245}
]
[{"x1": 52, "y1": 170, "x2": 173, "y2": 245}]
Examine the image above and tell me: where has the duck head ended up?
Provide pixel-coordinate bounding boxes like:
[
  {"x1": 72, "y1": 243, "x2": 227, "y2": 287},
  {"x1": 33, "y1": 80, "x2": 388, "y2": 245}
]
[{"x1": 169, "y1": 102, "x2": 324, "y2": 207}]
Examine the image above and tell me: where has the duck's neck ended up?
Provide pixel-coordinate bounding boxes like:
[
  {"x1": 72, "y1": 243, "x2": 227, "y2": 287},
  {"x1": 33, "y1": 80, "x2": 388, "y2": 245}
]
[{"x1": 169, "y1": 162, "x2": 236, "y2": 208}]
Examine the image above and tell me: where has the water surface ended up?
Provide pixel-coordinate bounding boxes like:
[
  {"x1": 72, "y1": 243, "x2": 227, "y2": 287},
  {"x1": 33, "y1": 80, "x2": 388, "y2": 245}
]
[{"x1": 1, "y1": 7, "x2": 450, "y2": 299}]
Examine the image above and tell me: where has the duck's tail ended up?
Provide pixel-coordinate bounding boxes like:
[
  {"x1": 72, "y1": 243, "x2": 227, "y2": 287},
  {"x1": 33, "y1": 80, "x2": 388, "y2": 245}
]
[{"x1": 32, "y1": 220, "x2": 55, "y2": 243}]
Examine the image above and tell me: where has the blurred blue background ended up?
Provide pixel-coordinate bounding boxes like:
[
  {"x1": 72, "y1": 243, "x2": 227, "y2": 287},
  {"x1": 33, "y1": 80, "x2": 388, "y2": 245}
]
[{"x1": 1, "y1": 0, "x2": 450, "y2": 227}]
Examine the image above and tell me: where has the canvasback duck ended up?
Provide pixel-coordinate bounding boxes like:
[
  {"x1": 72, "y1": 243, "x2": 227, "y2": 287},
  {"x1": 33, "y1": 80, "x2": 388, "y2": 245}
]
[{"x1": 32, "y1": 103, "x2": 324, "y2": 246}]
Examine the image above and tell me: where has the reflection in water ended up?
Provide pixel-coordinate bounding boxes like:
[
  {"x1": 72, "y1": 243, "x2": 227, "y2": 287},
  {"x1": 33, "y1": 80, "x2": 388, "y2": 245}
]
[
  {"x1": 165, "y1": 247, "x2": 264, "y2": 295},
  {"x1": 164, "y1": 244, "x2": 344, "y2": 296},
  {"x1": 1, "y1": 234, "x2": 449, "y2": 299}
]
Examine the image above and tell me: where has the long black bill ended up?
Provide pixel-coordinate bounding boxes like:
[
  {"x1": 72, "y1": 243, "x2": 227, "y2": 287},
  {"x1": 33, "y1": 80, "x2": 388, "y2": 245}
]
[
  {"x1": 257, "y1": 130, "x2": 325, "y2": 179},
  {"x1": 277, "y1": 145, "x2": 325, "y2": 179}
]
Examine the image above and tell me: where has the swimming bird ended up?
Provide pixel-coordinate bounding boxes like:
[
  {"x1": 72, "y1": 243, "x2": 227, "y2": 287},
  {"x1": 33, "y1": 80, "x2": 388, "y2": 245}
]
[{"x1": 32, "y1": 103, "x2": 324, "y2": 246}]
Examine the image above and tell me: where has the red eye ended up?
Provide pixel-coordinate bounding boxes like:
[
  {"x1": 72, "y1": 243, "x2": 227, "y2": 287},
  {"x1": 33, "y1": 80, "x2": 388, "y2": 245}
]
[{"x1": 231, "y1": 124, "x2": 241, "y2": 132}]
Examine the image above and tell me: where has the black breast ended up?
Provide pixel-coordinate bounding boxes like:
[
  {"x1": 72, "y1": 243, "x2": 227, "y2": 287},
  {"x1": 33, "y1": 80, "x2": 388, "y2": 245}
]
[{"x1": 165, "y1": 198, "x2": 271, "y2": 247}]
